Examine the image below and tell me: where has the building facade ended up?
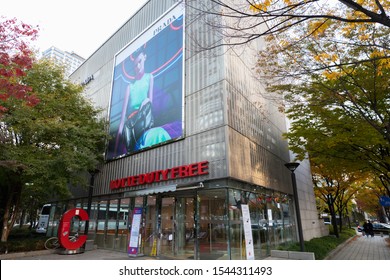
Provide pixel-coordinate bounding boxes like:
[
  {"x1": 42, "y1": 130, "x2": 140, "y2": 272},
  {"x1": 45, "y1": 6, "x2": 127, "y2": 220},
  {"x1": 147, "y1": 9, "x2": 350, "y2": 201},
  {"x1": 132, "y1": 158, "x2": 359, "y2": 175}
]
[
  {"x1": 41, "y1": 46, "x2": 85, "y2": 77},
  {"x1": 46, "y1": 0, "x2": 324, "y2": 260}
]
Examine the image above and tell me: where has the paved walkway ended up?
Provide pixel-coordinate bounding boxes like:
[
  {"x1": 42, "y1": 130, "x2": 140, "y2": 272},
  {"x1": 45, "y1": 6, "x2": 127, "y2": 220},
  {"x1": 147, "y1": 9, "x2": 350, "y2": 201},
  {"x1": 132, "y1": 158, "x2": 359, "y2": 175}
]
[
  {"x1": 1, "y1": 231, "x2": 389, "y2": 260},
  {"x1": 326, "y1": 232, "x2": 390, "y2": 260}
]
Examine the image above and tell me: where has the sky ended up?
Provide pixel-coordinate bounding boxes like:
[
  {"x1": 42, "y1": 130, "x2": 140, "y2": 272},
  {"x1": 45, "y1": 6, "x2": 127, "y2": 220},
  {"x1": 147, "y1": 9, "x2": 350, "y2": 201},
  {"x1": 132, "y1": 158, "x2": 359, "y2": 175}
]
[{"x1": 1, "y1": 0, "x2": 148, "y2": 59}]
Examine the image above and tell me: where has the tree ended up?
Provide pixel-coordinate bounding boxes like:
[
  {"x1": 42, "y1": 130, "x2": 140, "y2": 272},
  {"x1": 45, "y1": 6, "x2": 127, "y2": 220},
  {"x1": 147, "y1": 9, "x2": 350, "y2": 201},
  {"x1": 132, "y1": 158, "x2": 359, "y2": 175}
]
[
  {"x1": 262, "y1": 18, "x2": 390, "y2": 190},
  {"x1": 312, "y1": 163, "x2": 364, "y2": 236},
  {"x1": 0, "y1": 17, "x2": 39, "y2": 113},
  {"x1": 0, "y1": 59, "x2": 107, "y2": 242},
  {"x1": 189, "y1": 0, "x2": 390, "y2": 224},
  {"x1": 355, "y1": 177, "x2": 390, "y2": 222},
  {"x1": 188, "y1": 0, "x2": 390, "y2": 53}
]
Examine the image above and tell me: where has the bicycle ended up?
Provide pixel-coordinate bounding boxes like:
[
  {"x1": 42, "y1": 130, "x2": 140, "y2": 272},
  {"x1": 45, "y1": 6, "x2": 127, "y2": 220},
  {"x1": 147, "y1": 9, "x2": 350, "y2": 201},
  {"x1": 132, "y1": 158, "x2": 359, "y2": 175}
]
[{"x1": 44, "y1": 233, "x2": 79, "y2": 250}]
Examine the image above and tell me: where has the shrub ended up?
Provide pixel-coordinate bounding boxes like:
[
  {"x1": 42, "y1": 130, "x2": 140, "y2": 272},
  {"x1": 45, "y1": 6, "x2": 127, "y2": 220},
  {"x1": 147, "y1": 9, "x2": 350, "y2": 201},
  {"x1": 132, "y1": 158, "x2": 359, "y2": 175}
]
[
  {"x1": 278, "y1": 228, "x2": 356, "y2": 260},
  {"x1": 0, "y1": 227, "x2": 46, "y2": 254}
]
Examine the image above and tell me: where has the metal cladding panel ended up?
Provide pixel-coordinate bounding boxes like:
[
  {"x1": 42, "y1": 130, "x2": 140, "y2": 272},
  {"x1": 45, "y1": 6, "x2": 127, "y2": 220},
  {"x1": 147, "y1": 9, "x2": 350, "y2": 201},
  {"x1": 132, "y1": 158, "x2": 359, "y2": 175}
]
[
  {"x1": 96, "y1": 128, "x2": 227, "y2": 196},
  {"x1": 71, "y1": 0, "x2": 294, "y2": 196}
]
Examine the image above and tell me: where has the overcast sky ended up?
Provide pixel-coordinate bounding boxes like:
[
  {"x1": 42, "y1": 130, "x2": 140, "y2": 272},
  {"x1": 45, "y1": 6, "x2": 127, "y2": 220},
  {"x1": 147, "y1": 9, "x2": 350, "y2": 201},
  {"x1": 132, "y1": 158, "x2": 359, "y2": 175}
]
[{"x1": 2, "y1": 0, "x2": 147, "y2": 59}]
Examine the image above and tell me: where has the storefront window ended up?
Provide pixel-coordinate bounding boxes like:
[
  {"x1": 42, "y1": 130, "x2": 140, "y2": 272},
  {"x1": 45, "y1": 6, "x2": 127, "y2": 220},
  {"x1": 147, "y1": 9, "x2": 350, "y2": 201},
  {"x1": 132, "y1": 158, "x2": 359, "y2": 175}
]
[
  {"x1": 160, "y1": 197, "x2": 175, "y2": 256},
  {"x1": 115, "y1": 198, "x2": 130, "y2": 251},
  {"x1": 84, "y1": 200, "x2": 98, "y2": 240},
  {"x1": 248, "y1": 192, "x2": 268, "y2": 259},
  {"x1": 144, "y1": 196, "x2": 157, "y2": 255},
  {"x1": 198, "y1": 189, "x2": 228, "y2": 260},
  {"x1": 228, "y1": 189, "x2": 248, "y2": 259},
  {"x1": 228, "y1": 188, "x2": 295, "y2": 259},
  {"x1": 95, "y1": 200, "x2": 108, "y2": 247}
]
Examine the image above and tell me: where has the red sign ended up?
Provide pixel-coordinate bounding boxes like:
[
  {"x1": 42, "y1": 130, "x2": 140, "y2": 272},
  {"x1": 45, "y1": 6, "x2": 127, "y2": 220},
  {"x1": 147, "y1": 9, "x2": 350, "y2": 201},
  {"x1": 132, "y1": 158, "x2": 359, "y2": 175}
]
[
  {"x1": 58, "y1": 208, "x2": 88, "y2": 250},
  {"x1": 110, "y1": 161, "x2": 209, "y2": 190}
]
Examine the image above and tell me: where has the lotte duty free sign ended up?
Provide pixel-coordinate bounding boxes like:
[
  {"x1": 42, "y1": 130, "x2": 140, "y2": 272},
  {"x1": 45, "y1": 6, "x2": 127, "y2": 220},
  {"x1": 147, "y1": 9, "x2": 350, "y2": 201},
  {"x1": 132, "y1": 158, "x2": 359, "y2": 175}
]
[{"x1": 110, "y1": 161, "x2": 209, "y2": 190}]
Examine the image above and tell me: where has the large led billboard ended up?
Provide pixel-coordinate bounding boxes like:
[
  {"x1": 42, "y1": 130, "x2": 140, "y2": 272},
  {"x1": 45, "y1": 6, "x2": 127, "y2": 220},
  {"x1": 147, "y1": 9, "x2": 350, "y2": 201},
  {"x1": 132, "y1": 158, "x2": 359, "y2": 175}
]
[{"x1": 106, "y1": 3, "x2": 184, "y2": 160}]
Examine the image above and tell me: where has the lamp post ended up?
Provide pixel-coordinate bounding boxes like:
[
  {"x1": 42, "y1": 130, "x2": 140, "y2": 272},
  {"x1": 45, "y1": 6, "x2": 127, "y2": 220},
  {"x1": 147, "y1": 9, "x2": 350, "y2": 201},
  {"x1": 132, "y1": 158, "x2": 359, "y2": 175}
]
[
  {"x1": 285, "y1": 162, "x2": 305, "y2": 252},
  {"x1": 84, "y1": 169, "x2": 99, "y2": 237}
]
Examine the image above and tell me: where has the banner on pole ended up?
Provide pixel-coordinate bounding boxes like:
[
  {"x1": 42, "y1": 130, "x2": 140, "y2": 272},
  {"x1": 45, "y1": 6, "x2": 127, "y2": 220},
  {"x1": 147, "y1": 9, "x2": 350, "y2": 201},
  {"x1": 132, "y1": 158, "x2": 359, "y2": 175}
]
[
  {"x1": 241, "y1": 204, "x2": 255, "y2": 260},
  {"x1": 128, "y1": 207, "x2": 142, "y2": 256}
]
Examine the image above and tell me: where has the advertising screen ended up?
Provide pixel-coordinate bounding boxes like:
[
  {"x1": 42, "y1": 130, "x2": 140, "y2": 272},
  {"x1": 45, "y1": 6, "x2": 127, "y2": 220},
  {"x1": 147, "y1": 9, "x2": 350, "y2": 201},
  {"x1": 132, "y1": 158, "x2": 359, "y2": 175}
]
[{"x1": 106, "y1": 4, "x2": 184, "y2": 160}]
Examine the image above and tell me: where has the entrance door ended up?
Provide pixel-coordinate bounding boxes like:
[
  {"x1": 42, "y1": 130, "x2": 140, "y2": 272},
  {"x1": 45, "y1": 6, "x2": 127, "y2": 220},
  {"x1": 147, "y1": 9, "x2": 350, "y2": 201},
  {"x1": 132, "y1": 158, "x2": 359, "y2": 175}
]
[{"x1": 159, "y1": 196, "x2": 195, "y2": 259}]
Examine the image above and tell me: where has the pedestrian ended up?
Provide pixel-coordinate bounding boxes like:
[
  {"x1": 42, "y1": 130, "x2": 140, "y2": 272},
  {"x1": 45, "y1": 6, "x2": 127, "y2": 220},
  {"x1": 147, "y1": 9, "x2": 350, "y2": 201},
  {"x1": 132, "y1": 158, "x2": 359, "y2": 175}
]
[
  {"x1": 363, "y1": 220, "x2": 374, "y2": 237},
  {"x1": 367, "y1": 220, "x2": 374, "y2": 237}
]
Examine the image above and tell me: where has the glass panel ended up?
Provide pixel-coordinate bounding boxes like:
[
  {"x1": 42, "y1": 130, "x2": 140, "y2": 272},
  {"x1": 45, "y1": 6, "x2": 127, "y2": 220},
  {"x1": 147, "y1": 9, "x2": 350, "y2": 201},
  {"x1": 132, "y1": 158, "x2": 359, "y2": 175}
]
[
  {"x1": 229, "y1": 189, "x2": 273, "y2": 259},
  {"x1": 95, "y1": 200, "x2": 108, "y2": 248},
  {"x1": 228, "y1": 189, "x2": 245, "y2": 260},
  {"x1": 82, "y1": 199, "x2": 98, "y2": 241},
  {"x1": 116, "y1": 198, "x2": 131, "y2": 252},
  {"x1": 175, "y1": 197, "x2": 195, "y2": 259},
  {"x1": 266, "y1": 193, "x2": 284, "y2": 250},
  {"x1": 106, "y1": 199, "x2": 118, "y2": 250},
  {"x1": 47, "y1": 203, "x2": 61, "y2": 237},
  {"x1": 160, "y1": 197, "x2": 175, "y2": 256},
  {"x1": 143, "y1": 196, "x2": 157, "y2": 255},
  {"x1": 248, "y1": 192, "x2": 268, "y2": 258},
  {"x1": 278, "y1": 195, "x2": 295, "y2": 247},
  {"x1": 198, "y1": 189, "x2": 228, "y2": 260}
]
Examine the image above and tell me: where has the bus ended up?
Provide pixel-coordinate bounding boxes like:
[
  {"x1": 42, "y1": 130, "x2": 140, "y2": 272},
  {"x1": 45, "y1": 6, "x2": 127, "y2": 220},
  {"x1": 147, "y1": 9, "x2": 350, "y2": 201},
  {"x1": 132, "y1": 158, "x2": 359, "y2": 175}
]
[{"x1": 36, "y1": 204, "x2": 51, "y2": 233}]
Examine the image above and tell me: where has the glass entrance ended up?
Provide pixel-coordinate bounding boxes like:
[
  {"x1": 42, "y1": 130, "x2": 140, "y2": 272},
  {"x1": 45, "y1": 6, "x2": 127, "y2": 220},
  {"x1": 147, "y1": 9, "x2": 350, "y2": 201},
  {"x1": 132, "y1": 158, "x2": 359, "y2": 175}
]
[{"x1": 159, "y1": 196, "x2": 195, "y2": 259}]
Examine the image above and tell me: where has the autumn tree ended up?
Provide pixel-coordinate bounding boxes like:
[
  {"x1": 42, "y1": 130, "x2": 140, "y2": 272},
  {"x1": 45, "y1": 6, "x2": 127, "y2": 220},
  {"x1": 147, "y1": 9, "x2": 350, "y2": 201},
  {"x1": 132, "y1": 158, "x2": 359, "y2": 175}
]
[
  {"x1": 0, "y1": 59, "x2": 107, "y2": 242},
  {"x1": 278, "y1": 27, "x2": 389, "y2": 187},
  {"x1": 188, "y1": 0, "x2": 390, "y2": 54},
  {"x1": 188, "y1": 1, "x2": 390, "y2": 224},
  {"x1": 0, "y1": 17, "x2": 39, "y2": 112},
  {"x1": 312, "y1": 162, "x2": 366, "y2": 236},
  {"x1": 355, "y1": 177, "x2": 390, "y2": 221}
]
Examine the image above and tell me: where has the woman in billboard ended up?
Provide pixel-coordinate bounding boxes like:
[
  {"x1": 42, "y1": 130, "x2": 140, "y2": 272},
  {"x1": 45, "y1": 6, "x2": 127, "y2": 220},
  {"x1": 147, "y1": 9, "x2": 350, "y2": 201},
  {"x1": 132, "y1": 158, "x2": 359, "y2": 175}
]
[{"x1": 119, "y1": 46, "x2": 171, "y2": 153}]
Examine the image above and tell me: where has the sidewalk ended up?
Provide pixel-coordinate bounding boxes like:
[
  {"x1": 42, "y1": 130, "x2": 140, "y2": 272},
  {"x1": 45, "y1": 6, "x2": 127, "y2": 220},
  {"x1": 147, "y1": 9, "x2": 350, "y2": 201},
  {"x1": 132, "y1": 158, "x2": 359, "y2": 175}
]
[
  {"x1": 1, "y1": 231, "x2": 389, "y2": 260},
  {"x1": 0, "y1": 248, "x2": 166, "y2": 260},
  {"x1": 325, "y1": 232, "x2": 390, "y2": 260}
]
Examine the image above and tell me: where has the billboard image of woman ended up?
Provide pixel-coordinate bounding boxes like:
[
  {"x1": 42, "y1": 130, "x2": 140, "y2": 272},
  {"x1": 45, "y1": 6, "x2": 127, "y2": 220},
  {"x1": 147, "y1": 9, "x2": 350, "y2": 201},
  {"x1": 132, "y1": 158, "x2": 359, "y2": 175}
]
[{"x1": 106, "y1": 4, "x2": 184, "y2": 160}]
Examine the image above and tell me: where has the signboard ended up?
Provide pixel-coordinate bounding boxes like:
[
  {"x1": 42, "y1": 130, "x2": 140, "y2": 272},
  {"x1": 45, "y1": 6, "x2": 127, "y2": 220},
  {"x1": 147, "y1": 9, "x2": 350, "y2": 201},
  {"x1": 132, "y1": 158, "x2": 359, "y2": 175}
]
[
  {"x1": 379, "y1": 196, "x2": 390, "y2": 207},
  {"x1": 106, "y1": 3, "x2": 185, "y2": 160},
  {"x1": 58, "y1": 208, "x2": 88, "y2": 250},
  {"x1": 110, "y1": 161, "x2": 209, "y2": 190},
  {"x1": 241, "y1": 204, "x2": 255, "y2": 260},
  {"x1": 128, "y1": 207, "x2": 143, "y2": 256}
]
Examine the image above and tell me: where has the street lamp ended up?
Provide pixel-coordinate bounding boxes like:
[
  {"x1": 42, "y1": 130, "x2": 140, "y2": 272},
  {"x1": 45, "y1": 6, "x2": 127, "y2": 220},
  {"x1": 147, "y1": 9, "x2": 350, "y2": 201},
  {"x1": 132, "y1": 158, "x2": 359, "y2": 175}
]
[{"x1": 285, "y1": 162, "x2": 305, "y2": 252}]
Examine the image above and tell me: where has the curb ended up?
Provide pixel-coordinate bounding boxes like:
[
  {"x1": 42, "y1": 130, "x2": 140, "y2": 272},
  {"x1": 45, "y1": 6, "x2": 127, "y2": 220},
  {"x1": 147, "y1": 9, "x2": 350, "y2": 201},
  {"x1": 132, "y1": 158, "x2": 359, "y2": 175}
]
[{"x1": 0, "y1": 249, "x2": 54, "y2": 260}]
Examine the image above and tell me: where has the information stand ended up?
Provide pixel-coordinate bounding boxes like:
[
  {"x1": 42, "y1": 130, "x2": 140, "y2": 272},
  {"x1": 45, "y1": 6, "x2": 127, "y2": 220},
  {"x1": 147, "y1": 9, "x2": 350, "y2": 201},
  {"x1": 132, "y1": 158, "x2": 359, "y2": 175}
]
[
  {"x1": 128, "y1": 207, "x2": 143, "y2": 257},
  {"x1": 241, "y1": 204, "x2": 255, "y2": 260}
]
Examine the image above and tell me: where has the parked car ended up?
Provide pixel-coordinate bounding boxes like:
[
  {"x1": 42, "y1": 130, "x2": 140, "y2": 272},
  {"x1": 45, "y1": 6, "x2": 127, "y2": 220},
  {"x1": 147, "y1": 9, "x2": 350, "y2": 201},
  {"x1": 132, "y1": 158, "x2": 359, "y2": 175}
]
[
  {"x1": 372, "y1": 223, "x2": 390, "y2": 234},
  {"x1": 358, "y1": 223, "x2": 390, "y2": 235}
]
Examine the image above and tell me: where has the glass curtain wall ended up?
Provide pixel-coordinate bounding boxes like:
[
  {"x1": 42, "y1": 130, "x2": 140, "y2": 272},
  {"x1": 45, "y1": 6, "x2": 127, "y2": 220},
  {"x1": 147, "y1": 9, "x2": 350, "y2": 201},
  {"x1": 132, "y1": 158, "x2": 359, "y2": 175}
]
[
  {"x1": 175, "y1": 196, "x2": 195, "y2": 258},
  {"x1": 44, "y1": 186, "x2": 295, "y2": 258},
  {"x1": 197, "y1": 189, "x2": 228, "y2": 260},
  {"x1": 228, "y1": 188, "x2": 296, "y2": 259}
]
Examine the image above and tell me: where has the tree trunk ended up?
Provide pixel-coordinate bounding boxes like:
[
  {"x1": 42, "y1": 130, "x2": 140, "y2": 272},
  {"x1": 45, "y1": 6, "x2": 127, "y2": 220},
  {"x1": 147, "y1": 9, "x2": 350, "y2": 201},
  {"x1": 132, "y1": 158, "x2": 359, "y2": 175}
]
[
  {"x1": 1, "y1": 197, "x2": 13, "y2": 242},
  {"x1": 328, "y1": 198, "x2": 339, "y2": 238},
  {"x1": 337, "y1": 209, "x2": 343, "y2": 233},
  {"x1": 1, "y1": 182, "x2": 22, "y2": 242}
]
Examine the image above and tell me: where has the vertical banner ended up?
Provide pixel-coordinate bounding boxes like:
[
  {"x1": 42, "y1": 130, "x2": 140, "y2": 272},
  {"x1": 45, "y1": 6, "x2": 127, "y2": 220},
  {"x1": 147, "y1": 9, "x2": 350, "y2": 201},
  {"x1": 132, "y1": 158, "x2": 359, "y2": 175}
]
[
  {"x1": 241, "y1": 204, "x2": 255, "y2": 260},
  {"x1": 128, "y1": 207, "x2": 142, "y2": 256}
]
